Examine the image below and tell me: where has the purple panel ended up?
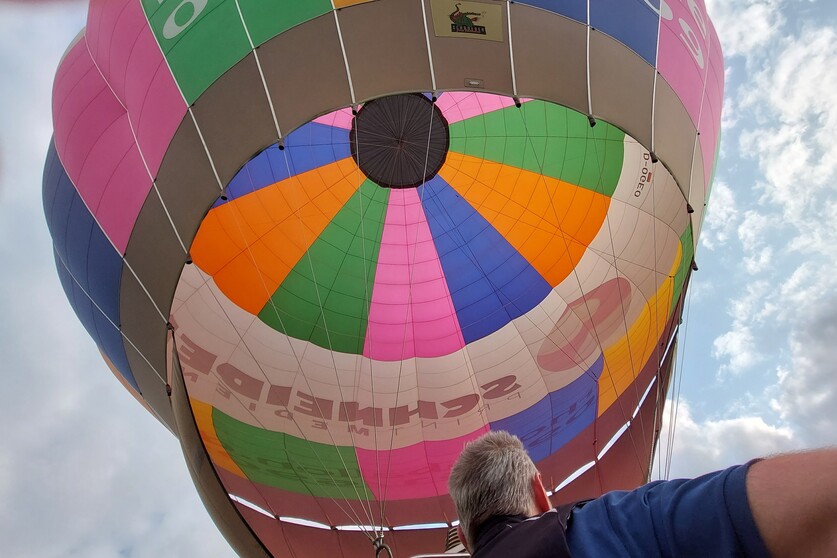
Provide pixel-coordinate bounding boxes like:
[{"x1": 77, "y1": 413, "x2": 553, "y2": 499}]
[
  {"x1": 491, "y1": 355, "x2": 603, "y2": 462},
  {"x1": 417, "y1": 176, "x2": 552, "y2": 344},
  {"x1": 590, "y1": 0, "x2": 659, "y2": 65},
  {"x1": 216, "y1": 122, "x2": 350, "y2": 206},
  {"x1": 516, "y1": 0, "x2": 587, "y2": 24}
]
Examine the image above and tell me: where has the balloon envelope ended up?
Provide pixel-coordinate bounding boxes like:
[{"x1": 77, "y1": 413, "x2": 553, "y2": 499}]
[{"x1": 43, "y1": 0, "x2": 723, "y2": 556}]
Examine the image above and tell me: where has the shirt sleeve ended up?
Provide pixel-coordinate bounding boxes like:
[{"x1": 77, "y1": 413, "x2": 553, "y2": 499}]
[{"x1": 565, "y1": 461, "x2": 771, "y2": 558}]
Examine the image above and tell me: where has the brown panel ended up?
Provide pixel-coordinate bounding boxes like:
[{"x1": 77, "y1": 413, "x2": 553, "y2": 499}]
[
  {"x1": 120, "y1": 270, "x2": 167, "y2": 380},
  {"x1": 589, "y1": 29, "x2": 654, "y2": 149},
  {"x1": 259, "y1": 14, "x2": 353, "y2": 135},
  {"x1": 338, "y1": 0, "x2": 433, "y2": 101},
  {"x1": 654, "y1": 75, "x2": 697, "y2": 201},
  {"x1": 170, "y1": 348, "x2": 272, "y2": 558},
  {"x1": 190, "y1": 53, "x2": 278, "y2": 187},
  {"x1": 124, "y1": 191, "x2": 186, "y2": 316},
  {"x1": 154, "y1": 115, "x2": 222, "y2": 250},
  {"x1": 124, "y1": 341, "x2": 175, "y2": 429},
  {"x1": 510, "y1": 3, "x2": 587, "y2": 113},
  {"x1": 424, "y1": 0, "x2": 514, "y2": 95}
]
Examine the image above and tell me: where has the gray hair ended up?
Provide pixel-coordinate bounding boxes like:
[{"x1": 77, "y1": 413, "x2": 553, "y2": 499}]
[{"x1": 448, "y1": 431, "x2": 539, "y2": 549}]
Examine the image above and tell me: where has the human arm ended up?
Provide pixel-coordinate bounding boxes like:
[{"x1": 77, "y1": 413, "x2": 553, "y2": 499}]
[{"x1": 746, "y1": 448, "x2": 837, "y2": 558}]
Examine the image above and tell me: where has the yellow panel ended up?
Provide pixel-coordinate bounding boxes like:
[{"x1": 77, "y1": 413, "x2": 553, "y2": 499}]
[
  {"x1": 190, "y1": 398, "x2": 247, "y2": 478},
  {"x1": 190, "y1": 158, "x2": 363, "y2": 314},
  {"x1": 439, "y1": 152, "x2": 611, "y2": 287},
  {"x1": 597, "y1": 243, "x2": 681, "y2": 414}
]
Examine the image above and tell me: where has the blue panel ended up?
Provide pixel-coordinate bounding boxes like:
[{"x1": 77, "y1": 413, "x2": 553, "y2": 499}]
[
  {"x1": 590, "y1": 0, "x2": 659, "y2": 65},
  {"x1": 418, "y1": 176, "x2": 551, "y2": 343},
  {"x1": 516, "y1": 0, "x2": 587, "y2": 24},
  {"x1": 44, "y1": 146, "x2": 132, "y2": 389},
  {"x1": 55, "y1": 252, "x2": 137, "y2": 390},
  {"x1": 491, "y1": 354, "x2": 603, "y2": 462},
  {"x1": 217, "y1": 122, "x2": 351, "y2": 205},
  {"x1": 85, "y1": 223, "x2": 124, "y2": 325}
]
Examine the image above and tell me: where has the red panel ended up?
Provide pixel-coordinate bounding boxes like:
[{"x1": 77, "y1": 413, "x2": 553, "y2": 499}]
[{"x1": 234, "y1": 502, "x2": 293, "y2": 557}]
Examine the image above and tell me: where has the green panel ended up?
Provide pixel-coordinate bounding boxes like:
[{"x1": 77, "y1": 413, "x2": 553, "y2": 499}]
[
  {"x1": 259, "y1": 180, "x2": 389, "y2": 354},
  {"x1": 212, "y1": 408, "x2": 373, "y2": 499},
  {"x1": 142, "y1": 0, "x2": 251, "y2": 103},
  {"x1": 670, "y1": 225, "x2": 694, "y2": 313},
  {"x1": 238, "y1": 0, "x2": 332, "y2": 46},
  {"x1": 448, "y1": 101, "x2": 625, "y2": 197}
]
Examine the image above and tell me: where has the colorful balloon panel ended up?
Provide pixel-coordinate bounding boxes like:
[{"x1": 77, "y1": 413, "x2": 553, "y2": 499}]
[{"x1": 44, "y1": 1, "x2": 724, "y2": 556}]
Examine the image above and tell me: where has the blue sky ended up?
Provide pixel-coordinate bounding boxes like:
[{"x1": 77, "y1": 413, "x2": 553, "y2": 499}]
[{"x1": 1, "y1": 0, "x2": 836, "y2": 556}]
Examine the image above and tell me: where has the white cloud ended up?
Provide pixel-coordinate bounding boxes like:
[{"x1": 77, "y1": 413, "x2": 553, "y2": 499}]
[
  {"x1": 705, "y1": 0, "x2": 786, "y2": 59},
  {"x1": 770, "y1": 295, "x2": 837, "y2": 446},
  {"x1": 701, "y1": 180, "x2": 739, "y2": 249},
  {"x1": 654, "y1": 399, "x2": 797, "y2": 480},
  {"x1": 712, "y1": 324, "x2": 761, "y2": 372}
]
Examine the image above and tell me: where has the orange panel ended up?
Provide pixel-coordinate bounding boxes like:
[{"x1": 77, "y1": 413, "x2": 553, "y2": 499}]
[
  {"x1": 190, "y1": 158, "x2": 364, "y2": 314},
  {"x1": 597, "y1": 244, "x2": 681, "y2": 414},
  {"x1": 439, "y1": 152, "x2": 611, "y2": 287},
  {"x1": 191, "y1": 399, "x2": 247, "y2": 478}
]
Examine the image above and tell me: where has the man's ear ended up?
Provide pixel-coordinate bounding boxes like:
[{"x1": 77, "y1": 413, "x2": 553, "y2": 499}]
[
  {"x1": 456, "y1": 524, "x2": 470, "y2": 553},
  {"x1": 532, "y1": 472, "x2": 552, "y2": 514}
]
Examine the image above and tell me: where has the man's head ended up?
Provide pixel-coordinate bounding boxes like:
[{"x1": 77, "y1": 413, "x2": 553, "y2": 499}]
[{"x1": 448, "y1": 430, "x2": 551, "y2": 550}]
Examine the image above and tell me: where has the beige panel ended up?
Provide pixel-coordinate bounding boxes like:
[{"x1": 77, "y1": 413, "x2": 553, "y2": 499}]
[
  {"x1": 120, "y1": 269, "x2": 167, "y2": 383},
  {"x1": 259, "y1": 14, "x2": 353, "y2": 135},
  {"x1": 154, "y1": 116, "x2": 222, "y2": 250},
  {"x1": 510, "y1": 3, "x2": 587, "y2": 113},
  {"x1": 424, "y1": 0, "x2": 514, "y2": 94},
  {"x1": 191, "y1": 53, "x2": 278, "y2": 188},
  {"x1": 169, "y1": 344, "x2": 272, "y2": 558},
  {"x1": 589, "y1": 29, "x2": 654, "y2": 150},
  {"x1": 654, "y1": 75, "x2": 698, "y2": 201},
  {"x1": 124, "y1": 341, "x2": 175, "y2": 429},
  {"x1": 338, "y1": 0, "x2": 433, "y2": 101},
  {"x1": 124, "y1": 191, "x2": 186, "y2": 316}
]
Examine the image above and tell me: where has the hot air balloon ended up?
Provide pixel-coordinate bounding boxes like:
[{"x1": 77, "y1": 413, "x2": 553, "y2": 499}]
[{"x1": 42, "y1": 0, "x2": 723, "y2": 556}]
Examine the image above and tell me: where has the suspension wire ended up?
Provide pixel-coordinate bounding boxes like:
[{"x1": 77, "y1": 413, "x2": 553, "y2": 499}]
[
  {"x1": 512, "y1": 99, "x2": 650, "y2": 480},
  {"x1": 273, "y1": 142, "x2": 382, "y2": 534},
  {"x1": 379, "y1": 93, "x2": 451, "y2": 526},
  {"x1": 185, "y1": 265, "x2": 375, "y2": 536},
  {"x1": 189, "y1": 137, "x2": 379, "y2": 537}
]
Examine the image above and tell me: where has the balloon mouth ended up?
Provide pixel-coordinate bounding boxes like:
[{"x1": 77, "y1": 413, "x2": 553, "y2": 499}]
[{"x1": 350, "y1": 93, "x2": 450, "y2": 189}]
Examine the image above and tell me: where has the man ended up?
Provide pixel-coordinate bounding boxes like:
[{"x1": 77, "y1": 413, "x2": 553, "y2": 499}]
[{"x1": 448, "y1": 430, "x2": 837, "y2": 557}]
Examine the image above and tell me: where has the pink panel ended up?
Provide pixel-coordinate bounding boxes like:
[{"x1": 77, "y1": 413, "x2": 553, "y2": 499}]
[
  {"x1": 364, "y1": 189, "x2": 465, "y2": 360},
  {"x1": 314, "y1": 108, "x2": 355, "y2": 130},
  {"x1": 436, "y1": 91, "x2": 521, "y2": 123},
  {"x1": 356, "y1": 427, "x2": 488, "y2": 500},
  {"x1": 86, "y1": 0, "x2": 185, "y2": 174},
  {"x1": 52, "y1": 35, "x2": 153, "y2": 253},
  {"x1": 698, "y1": 22, "x2": 724, "y2": 188},
  {"x1": 657, "y1": 0, "x2": 711, "y2": 126}
]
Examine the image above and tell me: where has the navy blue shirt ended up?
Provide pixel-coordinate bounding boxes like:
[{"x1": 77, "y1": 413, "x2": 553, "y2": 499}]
[{"x1": 567, "y1": 462, "x2": 770, "y2": 557}]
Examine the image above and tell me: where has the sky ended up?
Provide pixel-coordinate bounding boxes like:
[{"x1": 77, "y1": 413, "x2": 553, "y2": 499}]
[{"x1": 0, "y1": 0, "x2": 836, "y2": 556}]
